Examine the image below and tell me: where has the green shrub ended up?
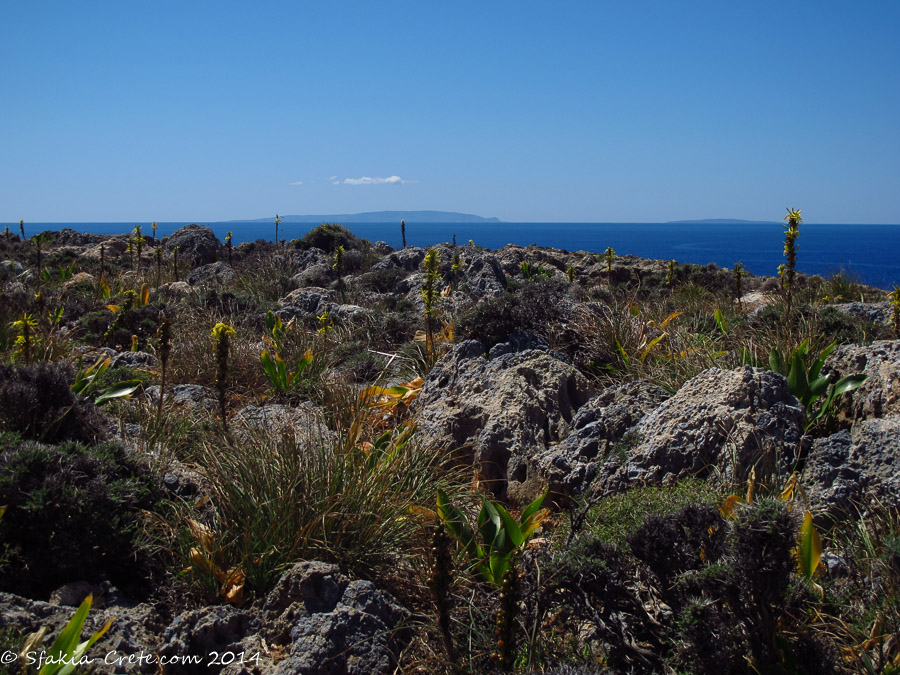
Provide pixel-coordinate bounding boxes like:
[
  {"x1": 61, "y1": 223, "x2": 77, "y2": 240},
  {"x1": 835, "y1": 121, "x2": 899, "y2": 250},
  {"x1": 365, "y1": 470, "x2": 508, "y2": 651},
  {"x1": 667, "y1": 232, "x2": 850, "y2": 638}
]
[
  {"x1": 0, "y1": 432, "x2": 162, "y2": 599},
  {"x1": 294, "y1": 223, "x2": 362, "y2": 252},
  {"x1": 582, "y1": 479, "x2": 720, "y2": 549},
  {"x1": 0, "y1": 363, "x2": 106, "y2": 444},
  {"x1": 456, "y1": 278, "x2": 570, "y2": 349}
]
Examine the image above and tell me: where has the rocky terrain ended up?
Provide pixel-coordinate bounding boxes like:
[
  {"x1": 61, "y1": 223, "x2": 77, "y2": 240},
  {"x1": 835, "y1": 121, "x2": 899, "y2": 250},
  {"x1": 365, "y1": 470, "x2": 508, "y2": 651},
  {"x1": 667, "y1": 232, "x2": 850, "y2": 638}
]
[{"x1": 0, "y1": 222, "x2": 898, "y2": 674}]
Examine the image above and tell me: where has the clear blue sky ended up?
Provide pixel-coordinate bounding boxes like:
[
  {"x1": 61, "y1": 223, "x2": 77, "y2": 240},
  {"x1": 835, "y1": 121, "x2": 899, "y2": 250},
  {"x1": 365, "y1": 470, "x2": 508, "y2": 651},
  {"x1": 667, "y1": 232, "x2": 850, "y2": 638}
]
[{"x1": 2, "y1": 1, "x2": 898, "y2": 223}]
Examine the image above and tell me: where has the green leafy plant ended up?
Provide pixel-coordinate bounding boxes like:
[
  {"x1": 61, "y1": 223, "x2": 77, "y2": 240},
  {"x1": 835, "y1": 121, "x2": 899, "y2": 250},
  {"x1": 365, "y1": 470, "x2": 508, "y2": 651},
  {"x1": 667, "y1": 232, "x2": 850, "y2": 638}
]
[
  {"x1": 22, "y1": 595, "x2": 111, "y2": 675},
  {"x1": 769, "y1": 339, "x2": 867, "y2": 430},
  {"x1": 260, "y1": 348, "x2": 313, "y2": 393},
  {"x1": 889, "y1": 285, "x2": 900, "y2": 339},
  {"x1": 11, "y1": 313, "x2": 38, "y2": 364},
  {"x1": 733, "y1": 261, "x2": 745, "y2": 309},
  {"x1": 70, "y1": 356, "x2": 141, "y2": 406},
  {"x1": 666, "y1": 259, "x2": 677, "y2": 286},
  {"x1": 520, "y1": 260, "x2": 552, "y2": 282},
  {"x1": 436, "y1": 488, "x2": 549, "y2": 586},
  {"x1": 212, "y1": 322, "x2": 235, "y2": 432},
  {"x1": 225, "y1": 231, "x2": 233, "y2": 263},
  {"x1": 333, "y1": 244, "x2": 346, "y2": 302}
]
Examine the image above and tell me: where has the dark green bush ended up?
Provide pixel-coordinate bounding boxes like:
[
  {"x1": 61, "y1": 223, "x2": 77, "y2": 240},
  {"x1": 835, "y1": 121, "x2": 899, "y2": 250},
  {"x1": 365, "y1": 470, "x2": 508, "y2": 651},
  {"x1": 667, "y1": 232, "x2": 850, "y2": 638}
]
[
  {"x1": 294, "y1": 224, "x2": 363, "y2": 252},
  {"x1": 0, "y1": 362, "x2": 106, "y2": 443},
  {"x1": 0, "y1": 432, "x2": 162, "y2": 599},
  {"x1": 456, "y1": 278, "x2": 570, "y2": 349}
]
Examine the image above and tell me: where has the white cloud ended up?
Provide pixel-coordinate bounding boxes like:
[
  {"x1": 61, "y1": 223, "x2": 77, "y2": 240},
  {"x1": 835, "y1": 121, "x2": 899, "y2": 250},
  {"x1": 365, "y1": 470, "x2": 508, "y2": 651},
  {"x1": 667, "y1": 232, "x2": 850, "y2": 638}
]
[
  {"x1": 289, "y1": 181, "x2": 303, "y2": 185},
  {"x1": 343, "y1": 175, "x2": 405, "y2": 185},
  {"x1": 329, "y1": 175, "x2": 338, "y2": 180}
]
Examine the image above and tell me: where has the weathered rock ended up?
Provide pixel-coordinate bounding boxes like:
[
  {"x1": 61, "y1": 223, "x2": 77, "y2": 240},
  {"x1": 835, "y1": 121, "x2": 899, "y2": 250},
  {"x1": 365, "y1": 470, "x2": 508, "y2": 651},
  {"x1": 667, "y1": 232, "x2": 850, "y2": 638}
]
[
  {"x1": 232, "y1": 403, "x2": 332, "y2": 446},
  {"x1": 187, "y1": 261, "x2": 237, "y2": 287},
  {"x1": 61, "y1": 271, "x2": 96, "y2": 293},
  {"x1": 278, "y1": 287, "x2": 336, "y2": 314},
  {"x1": 535, "y1": 380, "x2": 669, "y2": 497},
  {"x1": 598, "y1": 367, "x2": 805, "y2": 494},
  {"x1": 805, "y1": 416, "x2": 900, "y2": 520},
  {"x1": 0, "y1": 593, "x2": 164, "y2": 674},
  {"x1": 82, "y1": 238, "x2": 129, "y2": 260},
  {"x1": 372, "y1": 241, "x2": 393, "y2": 255},
  {"x1": 371, "y1": 247, "x2": 426, "y2": 273},
  {"x1": 0, "y1": 259, "x2": 26, "y2": 280},
  {"x1": 462, "y1": 252, "x2": 507, "y2": 297},
  {"x1": 832, "y1": 301, "x2": 893, "y2": 326},
  {"x1": 160, "y1": 606, "x2": 260, "y2": 675},
  {"x1": 265, "y1": 563, "x2": 407, "y2": 675},
  {"x1": 166, "y1": 225, "x2": 222, "y2": 267},
  {"x1": 414, "y1": 337, "x2": 594, "y2": 502},
  {"x1": 145, "y1": 384, "x2": 218, "y2": 412},
  {"x1": 822, "y1": 341, "x2": 900, "y2": 420},
  {"x1": 159, "y1": 280, "x2": 194, "y2": 300},
  {"x1": 110, "y1": 350, "x2": 158, "y2": 369}
]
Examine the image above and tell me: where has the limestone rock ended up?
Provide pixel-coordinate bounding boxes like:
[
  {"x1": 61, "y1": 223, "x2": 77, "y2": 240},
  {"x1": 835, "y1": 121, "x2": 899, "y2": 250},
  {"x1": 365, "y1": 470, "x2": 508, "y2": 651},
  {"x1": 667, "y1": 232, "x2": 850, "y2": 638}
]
[
  {"x1": 823, "y1": 341, "x2": 900, "y2": 420},
  {"x1": 598, "y1": 367, "x2": 805, "y2": 493},
  {"x1": 166, "y1": 225, "x2": 222, "y2": 267},
  {"x1": 187, "y1": 261, "x2": 237, "y2": 287},
  {"x1": 805, "y1": 416, "x2": 900, "y2": 520},
  {"x1": 414, "y1": 337, "x2": 594, "y2": 502},
  {"x1": 535, "y1": 380, "x2": 669, "y2": 497}
]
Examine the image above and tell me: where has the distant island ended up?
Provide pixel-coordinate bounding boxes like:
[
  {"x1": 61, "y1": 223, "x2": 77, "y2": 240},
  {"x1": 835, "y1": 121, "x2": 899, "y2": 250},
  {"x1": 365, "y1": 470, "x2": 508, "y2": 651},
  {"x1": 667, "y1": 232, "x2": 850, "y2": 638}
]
[
  {"x1": 666, "y1": 218, "x2": 779, "y2": 225},
  {"x1": 237, "y1": 210, "x2": 501, "y2": 224}
]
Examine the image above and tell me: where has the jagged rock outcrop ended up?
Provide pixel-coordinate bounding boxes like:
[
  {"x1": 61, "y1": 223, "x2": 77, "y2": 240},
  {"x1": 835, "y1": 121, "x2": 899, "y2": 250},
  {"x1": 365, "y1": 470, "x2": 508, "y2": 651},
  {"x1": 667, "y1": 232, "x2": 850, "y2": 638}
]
[
  {"x1": 596, "y1": 367, "x2": 805, "y2": 494},
  {"x1": 823, "y1": 341, "x2": 900, "y2": 421},
  {"x1": 187, "y1": 261, "x2": 236, "y2": 287},
  {"x1": 266, "y1": 562, "x2": 408, "y2": 675},
  {"x1": 414, "y1": 335, "x2": 594, "y2": 502},
  {"x1": 166, "y1": 225, "x2": 222, "y2": 267},
  {"x1": 0, "y1": 562, "x2": 408, "y2": 675},
  {"x1": 804, "y1": 416, "x2": 900, "y2": 520},
  {"x1": 832, "y1": 301, "x2": 893, "y2": 326},
  {"x1": 534, "y1": 380, "x2": 670, "y2": 497},
  {"x1": 232, "y1": 403, "x2": 332, "y2": 446},
  {"x1": 145, "y1": 384, "x2": 218, "y2": 412}
]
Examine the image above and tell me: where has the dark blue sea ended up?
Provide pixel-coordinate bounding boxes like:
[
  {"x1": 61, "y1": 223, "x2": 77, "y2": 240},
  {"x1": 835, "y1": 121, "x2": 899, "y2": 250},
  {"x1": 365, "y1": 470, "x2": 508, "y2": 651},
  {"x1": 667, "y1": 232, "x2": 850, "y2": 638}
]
[{"x1": 8, "y1": 221, "x2": 900, "y2": 290}]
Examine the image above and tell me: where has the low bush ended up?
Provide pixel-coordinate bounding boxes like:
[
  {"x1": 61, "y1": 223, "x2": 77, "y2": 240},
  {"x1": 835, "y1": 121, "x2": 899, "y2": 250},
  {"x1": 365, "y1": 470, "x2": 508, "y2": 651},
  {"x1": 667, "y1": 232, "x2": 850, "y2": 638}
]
[
  {"x1": 0, "y1": 362, "x2": 106, "y2": 443},
  {"x1": 456, "y1": 278, "x2": 570, "y2": 349},
  {"x1": 294, "y1": 223, "x2": 363, "y2": 253},
  {"x1": 0, "y1": 432, "x2": 162, "y2": 599}
]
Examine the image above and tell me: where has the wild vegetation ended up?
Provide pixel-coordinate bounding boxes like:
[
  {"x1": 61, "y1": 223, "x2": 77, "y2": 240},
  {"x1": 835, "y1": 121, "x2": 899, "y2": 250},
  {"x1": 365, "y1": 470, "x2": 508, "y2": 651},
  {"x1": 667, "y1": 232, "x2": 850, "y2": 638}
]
[{"x1": 0, "y1": 217, "x2": 897, "y2": 674}]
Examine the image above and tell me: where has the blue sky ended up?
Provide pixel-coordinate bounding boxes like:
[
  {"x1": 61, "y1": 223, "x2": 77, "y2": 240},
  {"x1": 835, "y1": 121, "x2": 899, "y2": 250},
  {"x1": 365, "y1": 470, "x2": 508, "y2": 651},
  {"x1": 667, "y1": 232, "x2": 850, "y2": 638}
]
[{"x1": 2, "y1": 1, "x2": 898, "y2": 223}]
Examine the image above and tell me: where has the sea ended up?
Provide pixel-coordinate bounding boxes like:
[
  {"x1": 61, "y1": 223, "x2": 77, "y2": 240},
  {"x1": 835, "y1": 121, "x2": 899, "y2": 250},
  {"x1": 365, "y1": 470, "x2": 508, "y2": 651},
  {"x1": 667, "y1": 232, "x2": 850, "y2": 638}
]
[{"x1": 7, "y1": 221, "x2": 900, "y2": 290}]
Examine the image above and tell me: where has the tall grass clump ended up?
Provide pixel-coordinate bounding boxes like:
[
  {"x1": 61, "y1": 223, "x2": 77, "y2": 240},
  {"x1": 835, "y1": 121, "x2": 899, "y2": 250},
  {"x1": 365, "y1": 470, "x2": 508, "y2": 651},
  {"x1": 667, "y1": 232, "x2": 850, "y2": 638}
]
[{"x1": 193, "y1": 422, "x2": 463, "y2": 595}]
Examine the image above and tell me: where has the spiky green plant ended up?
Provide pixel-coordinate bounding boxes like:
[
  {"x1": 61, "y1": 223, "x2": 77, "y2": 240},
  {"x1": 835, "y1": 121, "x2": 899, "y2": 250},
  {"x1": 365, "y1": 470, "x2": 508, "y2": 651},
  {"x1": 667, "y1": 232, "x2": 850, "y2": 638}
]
[
  {"x1": 275, "y1": 213, "x2": 282, "y2": 246},
  {"x1": 132, "y1": 224, "x2": 144, "y2": 270},
  {"x1": 452, "y1": 252, "x2": 463, "y2": 290},
  {"x1": 172, "y1": 244, "x2": 180, "y2": 281},
  {"x1": 154, "y1": 246, "x2": 163, "y2": 288},
  {"x1": 157, "y1": 315, "x2": 172, "y2": 426},
  {"x1": 421, "y1": 249, "x2": 441, "y2": 360},
  {"x1": 401, "y1": 219, "x2": 407, "y2": 248},
  {"x1": 333, "y1": 244, "x2": 346, "y2": 302},
  {"x1": 225, "y1": 231, "x2": 233, "y2": 263},
  {"x1": 889, "y1": 286, "x2": 900, "y2": 339},
  {"x1": 151, "y1": 221, "x2": 158, "y2": 241},
  {"x1": 19, "y1": 220, "x2": 24, "y2": 239},
  {"x1": 733, "y1": 261, "x2": 746, "y2": 309},
  {"x1": 212, "y1": 322, "x2": 235, "y2": 432},
  {"x1": 666, "y1": 259, "x2": 677, "y2": 286},
  {"x1": 12, "y1": 313, "x2": 39, "y2": 364},
  {"x1": 781, "y1": 208, "x2": 801, "y2": 324},
  {"x1": 566, "y1": 265, "x2": 577, "y2": 283}
]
